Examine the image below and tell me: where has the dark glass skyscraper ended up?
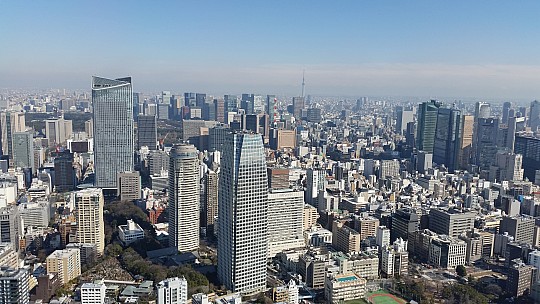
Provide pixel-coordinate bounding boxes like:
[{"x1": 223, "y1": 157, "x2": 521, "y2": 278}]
[
  {"x1": 416, "y1": 100, "x2": 441, "y2": 153},
  {"x1": 137, "y1": 115, "x2": 157, "y2": 150},
  {"x1": 92, "y1": 76, "x2": 134, "y2": 189},
  {"x1": 433, "y1": 108, "x2": 462, "y2": 172}
]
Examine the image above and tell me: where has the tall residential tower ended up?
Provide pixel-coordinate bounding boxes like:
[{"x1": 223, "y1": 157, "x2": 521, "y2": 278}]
[{"x1": 168, "y1": 144, "x2": 200, "y2": 252}]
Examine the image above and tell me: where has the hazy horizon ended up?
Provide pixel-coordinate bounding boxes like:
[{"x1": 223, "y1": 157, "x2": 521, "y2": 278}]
[{"x1": 2, "y1": 1, "x2": 540, "y2": 100}]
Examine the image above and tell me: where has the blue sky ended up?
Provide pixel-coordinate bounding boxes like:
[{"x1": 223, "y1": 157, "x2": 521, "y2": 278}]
[{"x1": 1, "y1": 1, "x2": 540, "y2": 99}]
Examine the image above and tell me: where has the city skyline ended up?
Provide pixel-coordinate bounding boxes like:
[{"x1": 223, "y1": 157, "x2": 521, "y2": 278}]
[{"x1": 1, "y1": 1, "x2": 540, "y2": 98}]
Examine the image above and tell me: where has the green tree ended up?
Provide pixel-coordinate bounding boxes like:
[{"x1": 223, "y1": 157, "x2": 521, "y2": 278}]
[{"x1": 456, "y1": 265, "x2": 467, "y2": 277}]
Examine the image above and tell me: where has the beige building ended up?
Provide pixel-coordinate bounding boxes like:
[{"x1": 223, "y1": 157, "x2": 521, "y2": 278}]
[
  {"x1": 0, "y1": 243, "x2": 19, "y2": 269},
  {"x1": 270, "y1": 129, "x2": 296, "y2": 150},
  {"x1": 325, "y1": 273, "x2": 366, "y2": 304},
  {"x1": 332, "y1": 221, "x2": 361, "y2": 254},
  {"x1": 354, "y1": 215, "x2": 379, "y2": 240},
  {"x1": 117, "y1": 171, "x2": 141, "y2": 201},
  {"x1": 46, "y1": 248, "x2": 81, "y2": 285},
  {"x1": 74, "y1": 188, "x2": 105, "y2": 255},
  {"x1": 303, "y1": 204, "x2": 319, "y2": 231},
  {"x1": 459, "y1": 115, "x2": 474, "y2": 169}
]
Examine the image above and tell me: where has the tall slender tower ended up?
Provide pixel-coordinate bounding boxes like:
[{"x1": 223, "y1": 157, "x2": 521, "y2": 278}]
[
  {"x1": 0, "y1": 112, "x2": 26, "y2": 160},
  {"x1": 74, "y1": 188, "x2": 105, "y2": 255},
  {"x1": 416, "y1": 100, "x2": 441, "y2": 153},
  {"x1": 168, "y1": 144, "x2": 200, "y2": 252},
  {"x1": 92, "y1": 76, "x2": 134, "y2": 189},
  {"x1": 301, "y1": 70, "x2": 305, "y2": 98},
  {"x1": 217, "y1": 132, "x2": 268, "y2": 294}
]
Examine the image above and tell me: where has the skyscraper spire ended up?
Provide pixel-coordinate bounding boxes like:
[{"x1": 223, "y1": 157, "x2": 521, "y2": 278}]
[{"x1": 301, "y1": 69, "x2": 306, "y2": 98}]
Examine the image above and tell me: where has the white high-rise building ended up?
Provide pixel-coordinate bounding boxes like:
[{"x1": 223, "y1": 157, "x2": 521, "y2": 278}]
[
  {"x1": 74, "y1": 188, "x2": 105, "y2": 255},
  {"x1": 168, "y1": 144, "x2": 200, "y2": 252},
  {"x1": 376, "y1": 226, "x2": 391, "y2": 249},
  {"x1": 306, "y1": 166, "x2": 325, "y2": 207},
  {"x1": 81, "y1": 280, "x2": 106, "y2": 304},
  {"x1": 157, "y1": 276, "x2": 188, "y2": 304},
  {"x1": 268, "y1": 189, "x2": 305, "y2": 257},
  {"x1": 92, "y1": 76, "x2": 134, "y2": 189},
  {"x1": 218, "y1": 132, "x2": 268, "y2": 294}
]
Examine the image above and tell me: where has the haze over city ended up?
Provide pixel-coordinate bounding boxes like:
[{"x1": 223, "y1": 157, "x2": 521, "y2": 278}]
[{"x1": 1, "y1": 1, "x2": 540, "y2": 99}]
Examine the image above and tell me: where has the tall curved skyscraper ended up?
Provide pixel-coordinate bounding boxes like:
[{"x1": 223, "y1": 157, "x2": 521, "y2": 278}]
[
  {"x1": 168, "y1": 144, "x2": 200, "y2": 252},
  {"x1": 217, "y1": 132, "x2": 268, "y2": 294},
  {"x1": 92, "y1": 76, "x2": 134, "y2": 189}
]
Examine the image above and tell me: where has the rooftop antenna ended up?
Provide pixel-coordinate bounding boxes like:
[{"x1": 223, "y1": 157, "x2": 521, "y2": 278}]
[{"x1": 301, "y1": 69, "x2": 305, "y2": 98}]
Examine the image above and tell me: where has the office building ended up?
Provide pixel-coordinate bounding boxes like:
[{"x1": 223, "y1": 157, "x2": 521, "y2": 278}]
[
  {"x1": 0, "y1": 267, "x2": 30, "y2": 304},
  {"x1": 266, "y1": 95, "x2": 278, "y2": 125},
  {"x1": 428, "y1": 235, "x2": 467, "y2": 269},
  {"x1": 433, "y1": 108, "x2": 462, "y2": 172},
  {"x1": 0, "y1": 206, "x2": 19, "y2": 250},
  {"x1": 303, "y1": 205, "x2": 319, "y2": 231},
  {"x1": 530, "y1": 100, "x2": 540, "y2": 132},
  {"x1": 46, "y1": 248, "x2": 81, "y2": 285},
  {"x1": 507, "y1": 260, "x2": 535, "y2": 297},
  {"x1": 379, "y1": 159, "x2": 400, "y2": 178},
  {"x1": 306, "y1": 108, "x2": 322, "y2": 123},
  {"x1": 267, "y1": 168, "x2": 290, "y2": 189},
  {"x1": 502, "y1": 101, "x2": 512, "y2": 125},
  {"x1": 117, "y1": 171, "x2": 141, "y2": 201},
  {"x1": 305, "y1": 166, "x2": 325, "y2": 207},
  {"x1": 148, "y1": 150, "x2": 169, "y2": 176},
  {"x1": 224, "y1": 94, "x2": 238, "y2": 113},
  {"x1": 515, "y1": 135, "x2": 540, "y2": 181},
  {"x1": 474, "y1": 118, "x2": 499, "y2": 171},
  {"x1": 376, "y1": 226, "x2": 391, "y2": 248},
  {"x1": 218, "y1": 132, "x2": 268, "y2": 293},
  {"x1": 74, "y1": 188, "x2": 105, "y2": 255},
  {"x1": 416, "y1": 100, "x2": 441, "y2": 153},
  {"x1": 0, "y1": 112, "x2": 25, "y2": 159},
  {"x1": 85, "y1": 120, "x2": 93, "y2": 138},
  {"x1": 137, "y1": 115, "x2": 157, "y2": 150},
  {"x1": 391, "y1": 209, "x2": 420, "y2": 242},
  {"x1": 92, "y1": 76, "x2": 134, "y2": 189},
  {"x1": 475, "y1": 101, "x2": 491, "y2": 119},
  {"x1": 12, "y1": 132, "x2": 34, "y2": 173},
  {"x1": 458, "y1": 115, "x2": 474, "y2": 169},
  {"x1": 18, "y1": 201, "x2": 50, "y2": 228},
  {"x1": 80, "y1": 280, "x2": 106, "y2": 304},
  {"x1": 269, "y1": 128, "x2": 296, "y2": 150},
  {"x1": 489, "y1": 152, "x2": 523, "y2": 182},
  {"x1": 395, "y1": 106, "x2": 414, "y2": 135},
  {"x1": 292, "y1": 97, "x2": 305, "y2": 119},
  {"x1": 157, "y1": 277, "x2": 188, "y2": 304},
  {"x1": 168, "y1": 144, "x2": 200, "y2": 252},
  {"x1": 45, "y1": 118, "x2": 72, "y2": 147},
  {"x1": 298, "y1": 253, "x2": 326, "y2": 289},
  {"x1": 268, "y1": 189, "x2": 305, "y2": 257},
  {"x1": 54, "y1": 151, "x2": 76, "y2": 192},
  {"x1": 499, "y1": 215, "x2": 535, "y2": 245},
  {"x1": 428, "y1": 208, "x2": 475, "y2": 238}
]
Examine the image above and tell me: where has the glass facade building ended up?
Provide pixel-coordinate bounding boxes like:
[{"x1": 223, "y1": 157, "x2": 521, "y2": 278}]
[
  {"x1": 217, "y1": 132, "x2": 268, "y2": 294},
  {"x1": 92, "y1": 76, "x2": 134, "y2": 188}
]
